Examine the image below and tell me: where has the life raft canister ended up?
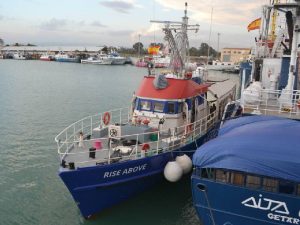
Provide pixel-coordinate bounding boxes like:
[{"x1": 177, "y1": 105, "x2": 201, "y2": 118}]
[
  {"x1": 297, "y1": 100, "x2": 300, "y2": 109},
  {"x1": 142, "y1": 143, "x2": 150, "y2": 151},
  {"x1": 102, "y1": 112, "x2": 111, "y2": 126}
]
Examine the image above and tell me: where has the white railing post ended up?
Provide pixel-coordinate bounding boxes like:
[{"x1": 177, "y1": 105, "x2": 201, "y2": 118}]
[
  {"x1": 193, "y1": 121, "x2": 196, "y2": 138},
  {"x1": 136, "y1": 134, "x2": 139, "y2": 158},
  {"x1": 73, "y1": 125, "x2": 76, "y2": 141},
  {"x1": 120, "y1": 108, "x2": 122, "y2": 124},
  {"x1": 108, "y1": 146, "x2": 111, "y2": 164},
  {"x1": 91, "y1": 116, "x2": 93, "y2": 137},
  {"x1": 100, "y1": 114, "x2": 102, "y2": 128},
  {"x1": 156, "y1": 131, "x2": 160, "y2": 154}
]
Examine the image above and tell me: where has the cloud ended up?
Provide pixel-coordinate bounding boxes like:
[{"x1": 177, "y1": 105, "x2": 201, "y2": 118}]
[
  {"x1": 100, "y1": 0, "x2": 136, "y2": 14},
  {"x1": 39, "y1": 18, "x2": 67, "y2": 31},
  {"x1": 108, "y1": 30, "x2": 133, "y2": 36},
  {"x1": 91, "y1": 21, "x2": 107, "y2": 27},
  {"x1": 155, "y1": 0, "x2": 266, "y2": 25}
]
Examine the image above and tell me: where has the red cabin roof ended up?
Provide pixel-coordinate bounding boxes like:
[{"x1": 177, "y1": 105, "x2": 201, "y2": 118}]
[{"x1": 135, "y1": 76, "x2": 209, "y2": 100}]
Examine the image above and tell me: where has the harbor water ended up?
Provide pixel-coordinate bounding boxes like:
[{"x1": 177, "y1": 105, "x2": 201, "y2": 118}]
[{"x1": 0, "y1": 60, "x2": 239, "y2": 225}]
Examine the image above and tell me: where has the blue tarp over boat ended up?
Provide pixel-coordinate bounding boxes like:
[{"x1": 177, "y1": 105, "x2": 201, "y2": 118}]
[{"x1": 193, "y1": 116, "x2": 300, "y2": 182}]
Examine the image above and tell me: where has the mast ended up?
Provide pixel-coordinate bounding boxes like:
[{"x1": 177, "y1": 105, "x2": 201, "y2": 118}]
[{"x1": 150, "y1": 2, "x2": 199, "y2": 78}]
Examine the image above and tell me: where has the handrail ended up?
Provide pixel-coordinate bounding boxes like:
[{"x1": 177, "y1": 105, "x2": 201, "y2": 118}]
[
  {"x1": 243, "y1": 88, "x2": 300, "y2": 117},
  {"x1": 56, "y1": 109, "x2": 219, "y2": 167},
  {"x1": 55, "y1": 107, "x2": 129, "y2": 143}
]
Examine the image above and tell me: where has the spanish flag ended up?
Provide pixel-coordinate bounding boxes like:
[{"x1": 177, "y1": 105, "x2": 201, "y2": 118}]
[
  {"x1": 247, "y1": 18, "x2": 261, "y2": 32},
  {"x1": 148, "y1": 46, "x2": 160, "y2": 55}
]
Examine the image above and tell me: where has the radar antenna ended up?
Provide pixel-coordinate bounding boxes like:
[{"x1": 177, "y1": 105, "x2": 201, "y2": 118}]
[{"x1": 150, "y1": 2, "x2": 199, "y2": 78}]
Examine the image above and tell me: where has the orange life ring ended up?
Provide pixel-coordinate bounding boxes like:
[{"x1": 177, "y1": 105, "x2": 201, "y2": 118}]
[{"x1": 102, "y1": 112, "x2": 111, "y2": 126}]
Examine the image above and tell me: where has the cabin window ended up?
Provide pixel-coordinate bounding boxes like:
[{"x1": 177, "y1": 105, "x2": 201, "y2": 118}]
[
  {"x1": 153, "y1": 102, "x2": 164, "y2": 112},
  {"x1": 178, "y1": 102, "x2": 183, "y2": 113},
  {"x1": 230, "y1": 172, "x2": 245, "y2": 186},
  {"x1": 140, "y1": 100, "x2": 151, "y2": 111},
  {"x1": 216, "y1": 169, "x2": 230, "y2": 183},
  {"x1": 279, "y1": 180, "x2": 295, "y2": 195},
  {"x1": 197, "y1": 96, "x2": 204, "y2": 105},
  {"x1": 246, "y1": 175, "x2": 261, "y2": 189},
  {"x1": 201, "y1": 168, "x2": 215, "y2": 180},
  {"x1": 167, "y1": 102, "x2": 176, "y2": 114},
  {"x1": 262, "y1": 178, "x2": 278, "y2": 192},
  {"x1": 297, "y1": 184, "x2": 300, "y2": 196}
]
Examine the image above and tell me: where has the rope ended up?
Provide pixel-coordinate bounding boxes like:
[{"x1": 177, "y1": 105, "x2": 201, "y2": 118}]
[{"x1": 204, "y1": 189, "x2": 216, "y2": 225}]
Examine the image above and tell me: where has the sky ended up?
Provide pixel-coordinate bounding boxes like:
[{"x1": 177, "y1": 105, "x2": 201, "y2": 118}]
[{"x1": 0, "y1": 0, "x2": 270, "y2": 49}]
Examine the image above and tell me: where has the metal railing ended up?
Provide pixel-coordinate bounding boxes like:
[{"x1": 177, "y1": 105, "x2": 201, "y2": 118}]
[
  {"x1": 243, "y1": 89, "x2": 300, "y2": 118},
  {"x1": 55, "y1": 107, "x2": 130, "y2": 159},
  {"x1": 55, "y1": 109, "x2": 219, "y2": 168}
]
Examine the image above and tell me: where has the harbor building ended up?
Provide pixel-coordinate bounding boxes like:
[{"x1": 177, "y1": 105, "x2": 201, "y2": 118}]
[{"x1": 220, "y1": 48, "x2": 251, "y2": 63}]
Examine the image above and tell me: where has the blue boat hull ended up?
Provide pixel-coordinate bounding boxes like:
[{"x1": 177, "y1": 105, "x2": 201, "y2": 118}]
[
  {"x1": 59, "y1": 125, "x2": 219, "y2": 218},
  {"x1": 56, "y1": 58, "x2": 79, "y2": 63},
  {"x1": 191, "y1": 177, "x2": 300, "y2": 225}
]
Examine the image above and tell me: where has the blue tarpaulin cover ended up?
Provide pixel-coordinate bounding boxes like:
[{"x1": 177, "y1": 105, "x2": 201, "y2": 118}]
[{"x1": 193, "y1": 116, "x2": 300, "y2": 182}]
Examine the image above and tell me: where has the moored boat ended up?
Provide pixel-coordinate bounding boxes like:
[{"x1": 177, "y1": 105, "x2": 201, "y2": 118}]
[
  {"x1": 13, "y1": 51, "x2": 26, "y2": 60},
  {"x1": 40, "y1": 53, "x2": 54, "y2": 61},
  {"x1": 108, "y1": 52, "x2": 126, "y2": 65},
  {"x1": 206, "y1": 60, "x2": 236, "y2": 71},
  {"x1": 55, "y1": 51, "x2": 79, "y2": 63},
  {"x1": 55, "y1": 3, "x2": 237, "y2": 218},
  {"x1": 191, "y1": 115, "x2": 300, "y2": 225},
  {"x1": 81, "y1": 53, "x2": 113, "y2": 65},
  {"x1": 191, "y1": 2, "x2": 300, "y2": 224}
]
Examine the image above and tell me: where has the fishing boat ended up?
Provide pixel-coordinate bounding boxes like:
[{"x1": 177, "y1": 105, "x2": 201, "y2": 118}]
[
  {"x1": 191, "y1": 2, "x2": 300, "y2": 224},
  {"x1": 40, "y1": 53, "x2": 54, "y2": 61},
  {"x1": 81, "y1": 53, "x2": 113, "y2": 65},
  {"x1": 108, "y1": 52, "x2": 126, "y2": 65},
  {"x1": 55, "y1": 3, "x2": 236, "y2": 218},
  {"x1": 55, "y1": 51, "x2": 79, "y2": 63},
  {"x1": 13, "y1": 51, "x2": 26, "y2": 60},
  {"x1": 191, "y1": 116, "x2": 300, "y2": 225}
]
